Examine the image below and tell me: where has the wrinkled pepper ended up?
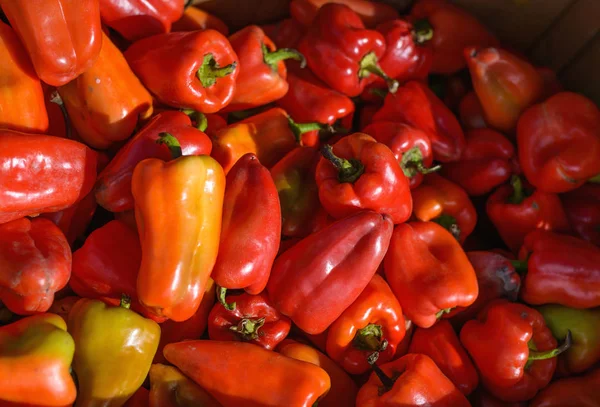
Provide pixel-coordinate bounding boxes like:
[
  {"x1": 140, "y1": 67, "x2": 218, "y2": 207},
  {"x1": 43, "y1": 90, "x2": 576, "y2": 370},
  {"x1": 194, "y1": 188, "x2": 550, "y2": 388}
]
[
  {"x1": 149, "y1": 364, "x2": 222, "y2": 407},
  {"x1": 517, "y1": 92, "x2": 600, "y2": 193},
  {"x1": 384, "y1": 221, "x2": 479, "y2": 328},
  {"x1": 41, "y1": 190, "x2": 98, "y2": 246},
  {"x1": 561, "y1": 184, "x2": 600, "y2": 246},
  {"x1": 268, "y1": 210, "x2": 393, "y2": 334},
  {"x1": 172, "y1": 6, "x2": 229, "y2": 35},
  {"x1": 0, "y1": 130, "x2": 97, "y2": 225},
  {"x1": 326, "y1": 274, "x2": 406, "y2": 375},
  {"x1": 0, "y1": 314, "x2": 76, "y2": 406},
  {"x1": 297, "y1": 3, "x2": 398, "y2": 97},
  {"x1": 0, "y1": 0, "x2": 102, "y2": 86},
  {"x1": 261, "y1": 18, "x2": 304, "y2": 49},
  {"x1": 529, "y1": 367, "x2": 600, "y2": 407},
  {"x1": 291, "y1": 0, "x2": 398, "y2": 28},
  {"x1": 316, "y1": 133, "x2": 412, "y2": 224},
  {"x1": 459, "y1": 91, "x2": 487, "y2": 130},
  {"x1": 164, "y1": 340, "x2": 331, "y2": 407},
  {"x1": 125, "y1": 30, "x2": 239, "y2": 114}
]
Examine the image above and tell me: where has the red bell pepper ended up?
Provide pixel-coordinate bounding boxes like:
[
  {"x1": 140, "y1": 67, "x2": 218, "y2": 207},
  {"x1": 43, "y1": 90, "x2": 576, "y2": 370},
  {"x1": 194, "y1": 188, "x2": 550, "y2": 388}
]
[
  {"x1": 0, "y1": 218, "x2": 70, "y2": 315},
  {"x1": 125, "y1": 29, "x2": 239, "y2": 113},
  {"x1": 384, "y1": 221, "x2": 479, "y2": 328},
  {"x1": 442, "y1": 128, "x2": 516, "y2": 196},
  {"x1": 208, "y1": 291, "x2": 291, "y2": 350},
  {"x1": 316, "y1": 133, "x2": 412, "y2": 224},
  {"x1": 261, "y1": 18, "x2": 304, "y2": 49},
  {"x1": 211, "y1": 154, "x2": 281, "y2": 295},
  {"x1": 486, "y1": 176, "x2": 572, "y2": 254},
  {"x1": 291, "y1": 0, "x2": 398, "y2": 28},
  {"x1": 362, "y1": 121, "x2": 437, "y2": 189},
  {"x1": 459, "y1": 91, "x2": 487, "y2": 130},
  {"x1": 561, "y1": 184, "x2": 600, "y2": 246},
  {"x1": 529, "y1": 367, "x2": 600, "y2": 407},
  {"x1": 268, "y1": 210, "x2": 393, "y2": 334},
  {"x1": 297, "y1": 3, "x2": 398, "y2": 97},
  {"x1": 0, "y1": 130, "x2": 97, "y2": 225},
  {"x1": 99, "y1": 0, "x2": 185, "y2": 41},
  {"x1": 372, "y1": 80, "x2": 465, "y2": 163},
  {"x1": 517, "y1": 230, "x2": 600, "y2": 309},
  {"x1": 95, "y1": 110, "x2": 212, "y2": 212},
  {"x1": 325, "y1": 274, "x2": 406, "y2": 375},
  {"x1": 408, "y1": 0, "x2": 498, "y2": 74},
  {"x1": 460, "y1": 300, "x2": 571, "y2": 402},
  {"x1": 517, "y1": 92, "x2": 600, "y2": 193},
  {"x1": 0, "y1": 0, "x2": 102, "y2": 86},
  {"x1": 411, "y1": 173, "x2": 477, "y2": 243},
  {"x1": 41, "y1": 189, "x2": 97, "y2": 246},
  {"x1": 172, "y1": 6, "x2": 229, "y2": 35}
]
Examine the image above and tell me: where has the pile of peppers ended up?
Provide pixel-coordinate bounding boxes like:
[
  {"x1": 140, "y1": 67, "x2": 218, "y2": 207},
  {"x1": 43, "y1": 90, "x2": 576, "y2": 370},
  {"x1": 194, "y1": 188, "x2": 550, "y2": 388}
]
[{"x1": 1, "y1": 0, "x2": 600, "y2": 406}]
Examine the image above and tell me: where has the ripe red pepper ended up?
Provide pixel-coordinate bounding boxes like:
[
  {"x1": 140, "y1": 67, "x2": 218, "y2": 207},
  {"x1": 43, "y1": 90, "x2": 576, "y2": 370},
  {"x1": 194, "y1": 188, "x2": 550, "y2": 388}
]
[
  {"x1": 517, "y1": 92, "x2": 600, "y2": 193},
  {"x1": 211, "y1": 154, "x2": 281, "y2": 295},
  {"x1": 442, "y1": 128, "x2": 516, "y2": 196},
  {"x1": 517, "y1": 230, "x2": 600, "y2": 309},
  {"x1": 297, "y1": 3, "x2": 398, "y2": 97},
  {"x1": 208, "y1": 292, "x2": 291, "y2": 350},
  {"x1": 459, "y1": 91, "x2": 487, "y2": 130},
  {"x1": 561, "y1": 184, "x2": 600, "y2": 246},
  {"x1": 268, "y1": 210, "x2": 393, "y2": 334},
  {"x1": 362, "y1": 122, "x2": 437, "y2": 189},
  {"x1": 316, "y1": 133, "x2": 412, "y2": 224},
  {"x1": 0, "y1": 0, "x2": 102, "y2": 86},
  {"x1": 372, "y1": 80, "x2": 465, "y2": 162},
  {"x1": 99, "y1": 0, "x2": 185, "y2": 41},
  {"x1": 261, "y1": 18, "x2": 304, "y2": 49},
  {"x1": 529, "y1": 367, "x2": 600, "y2": 407},
  {"x1": 325, "y1": 275, "x2": 405, "y2": 375},
  {"x1": 125, "y1": 30, "x2": 239, "y2": 113},
  {"x1": 408, "y1": 0, "x2": 498, "y2": 74},
  {"x1": 384, "y1": 221, "x2": 479, "y2": 328},
  {"x1": 0, "y1": 218, "x2": 71, "y2": 315},
  {"x1": 41, "y1": 189, "x2": 98, "y2": 246},
  {"x1": 486, "y1": 176, "x2": 572, "y2": 254},
  {"x1": 460, "y1": 300, "x2": 571, "y2": 402},
  {"x1": 290, "y1": 0, "x2": 398, "y2": 28},
  {"x1": 95, "y1": 110, "x2": 212, "y2": 212},
  {"x1": 0, "y1": 130, "x2": 97, "y2": 225}
]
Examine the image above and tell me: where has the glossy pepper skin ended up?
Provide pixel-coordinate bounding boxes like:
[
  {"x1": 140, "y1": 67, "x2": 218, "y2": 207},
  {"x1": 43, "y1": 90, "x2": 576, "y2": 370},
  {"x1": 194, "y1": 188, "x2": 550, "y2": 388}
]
[
  {"x1": 164, "y1": 340, "x2": 331, "y2": 407},
  {"x1": 133, "y1": 141, "x2": 225, "y2": 321},
  {"x1": 0, "y1": 0, "x2": 102, "y2": 86},
  {"x1": 277, "y1": 339, "x2": 358, "y2": 407},
  {"x1": 0, "y1": 22, "x2": 48, "y2": 133},
  {"x1": 461, "y1": 300, "x2": 570, "y2": 402},
  {"x1": 99, "y1": 0, "x2": 185, "y2": 41},
  {"x1": 529, "y1": 367, "x2": 600, "y2": 407},
  {"x1": 172, "y1": 6, "x2": 229, "y2": 35},
  {"x1": 442, "y1": 129, "x2": 516, "y2": 196},
  {"x1": 561, "y1": 184, "x2": 600, "y2": 245},
  {"x1": 486, "y1": 176, "x2": 572, "y2": 254},
  {"x1": 208, "y1": 292, "x2": 291, "y2": 350},
  {"x1": 373, "y1": 80, "x2": 465, "y2": 163},
  {"x1": 517, "y1": 92, "x2": 600, "y2": 193},
  {"x1": 0, "y1": 130, "x2": 97, "y2": 225},
  {"x1": 268, "y1": 210, "x2": 393, "y2": 334},
  {"x1": 0, "y1": 314, "x2": 76, "y2": 406},
  {"x1": 326, "y1": 274, "x2": 406, "y2": 375},
  {"x1": 465, "y1": 46, "x2": 544, "y2": 134},
  {"x1": 384, "y1": 221, "x2": 479, "y2": 328},
  {"x1": 95, "y1": 110, "x2": 212, "y2": 212},
  {"x1": 408, "y1": 320, "x2": 479, "y2": 395},
  {"x1": 356, "y1": 353, "x2": 470, "y2": 407},
  {"x1": 211, "y1": 154, "x2": 280, "y2": 294},
  {"x1": 149, "y1": 364, "x2": 222, "y2": 407},
  {"x1": 68, "y1": 298, "x2": 160, "y2": 407},
  {"x1": 518, "y1": 230, "x2": 600, "y2": 309},
  {"x1": 297, "y1": 3, "x2": 398, "y2": 97},
  {"x1": 0, "y1": 218, "x2": 71, "y2": 315},
  {"x1": 316, "y1": 133, "x2": 412, "y2": 224},
  {"x1": 125, "y1": 30, "x2": 239, "y2": 114},
  {"x1": 291, "y1": 0, "x2": 398, "y2": 28}
]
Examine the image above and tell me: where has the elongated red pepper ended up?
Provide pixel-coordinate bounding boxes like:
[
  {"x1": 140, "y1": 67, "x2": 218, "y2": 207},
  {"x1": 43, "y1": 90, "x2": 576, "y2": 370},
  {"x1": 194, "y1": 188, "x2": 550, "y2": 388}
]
[
  {"x1": 99, "y1": 0, "x2": 185, "y2": 41},
  {"x1": 561, "y1": 184, "x2": 600, "y2": 246},
  {"x1": 316, "y1": 133, "x2": 412, "y2": 224},
  {"x1": 297, "y1": 3, "x2": 398, "y2": 97},
  {"x1": 95, "y1": 110, "x2": 212, "y2": 212},
  {"x1": 268, "y1": 210, "x2": 393, "y2": 334},
  {"x1": 373, "y1": 80, "x2": 465, "y2": 162},
  {"x1": 384, "y1": 221, "x2": 479, "y2": 328},
  {"x1": 125, "y1": 30, "x2": 239, "y2": 113},
  {"x1": 517, "y1": 92, "x2": 600, "y2": 193},
  {"x1": 0, "y1": 130, "x2": 97, "y2": 225},
  {"x1": 459, "y1": 91, "x2": 487, "y2": 130}
]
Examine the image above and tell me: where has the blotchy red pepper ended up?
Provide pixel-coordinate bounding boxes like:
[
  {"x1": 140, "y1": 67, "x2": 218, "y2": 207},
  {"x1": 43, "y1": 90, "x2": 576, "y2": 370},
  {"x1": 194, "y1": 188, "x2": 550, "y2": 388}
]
[
  {"x1": 0, "y1": 0, "x2": 102, "y2": 86},
  {"x1": 561, "y1": 184, "x2": 600, "y2": 246},
  {"x1": 0, "y1": 218, "x2": 71, "y2": 315},
  {"x1": 268, "y1": 210, "x2": 393, "y2": 334},
  {"x1": 291, "y1": 0, "x2": 398, "y2": 28},
  {"x1": 517, "y1": 92, "x2": 600, "y2": 193}
]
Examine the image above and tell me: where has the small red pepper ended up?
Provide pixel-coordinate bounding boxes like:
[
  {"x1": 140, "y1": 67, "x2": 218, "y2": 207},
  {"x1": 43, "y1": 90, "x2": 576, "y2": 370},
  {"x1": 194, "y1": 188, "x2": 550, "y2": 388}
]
[
  {"x1": 261, "y1": 18, "x2": 305, "y2": 49},
  {"x1": 290, "y1": 0, "x2": 399, "y2": 28},
  {"x1": 561, "y1": 184, "x2": 600, "y2": 246},
  {"x1": 459, "y1": 91, "x2": 487, "y2": 130},
  {"x1": 125, "y1": 30, "x2": 239, "y2": 113}
]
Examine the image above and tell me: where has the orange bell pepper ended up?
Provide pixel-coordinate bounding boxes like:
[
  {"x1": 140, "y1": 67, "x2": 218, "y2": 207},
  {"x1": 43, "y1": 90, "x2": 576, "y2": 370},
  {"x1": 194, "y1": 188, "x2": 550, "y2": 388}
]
[
  {"x1": 172, "y1": 6, "x2": 229, "y2": 35},
  {"x1": 149, "y1": 364, "x2": 222, "y2": 407}
]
